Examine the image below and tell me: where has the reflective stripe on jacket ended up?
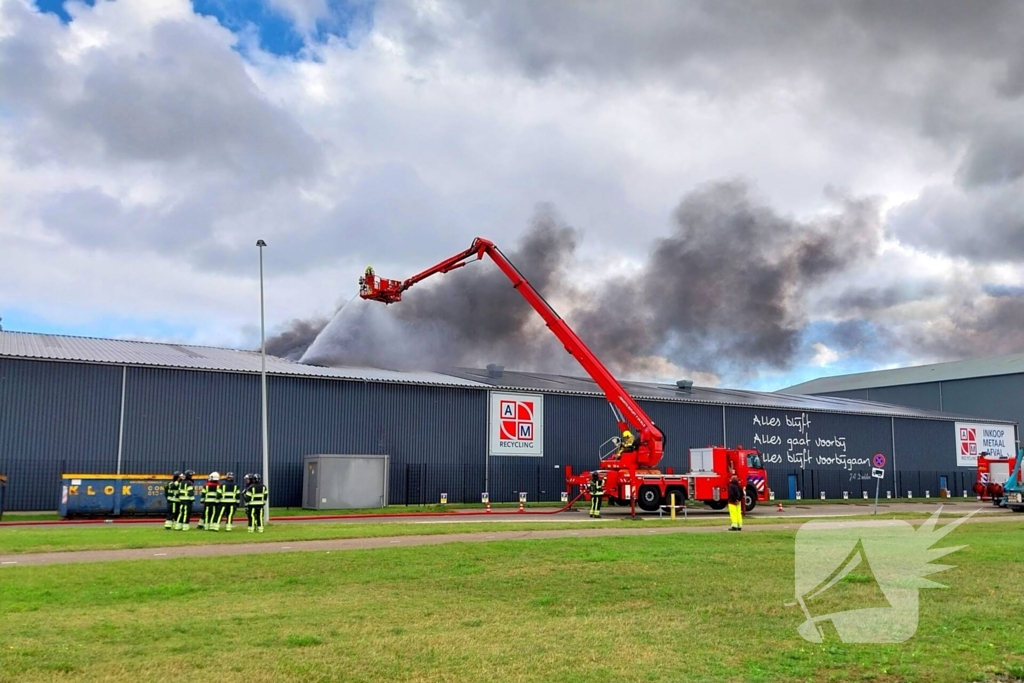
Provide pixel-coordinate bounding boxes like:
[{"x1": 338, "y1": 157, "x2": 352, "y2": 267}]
[
  {"x1": 177, "y1": 481, "x2": 195, "y2": 503},
  {"x1": 201, "y1": 483, "x2": 220, "y2": 504},
  {"x1": 244, "y1": 484, "x2": 268, "y2": 506},
  {"x1": 219, "y1": 483, "x2": 240, "y2": 505}
]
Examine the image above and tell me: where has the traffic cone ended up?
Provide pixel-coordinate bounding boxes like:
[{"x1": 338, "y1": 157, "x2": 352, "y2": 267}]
[
  {"x1": 777, "y1": 501, "x2": 784, "y2": 512},
  {"x1": 486, "y1": 501, "x2": 491, "y2": 513},
  {"x1": 518, "y1": 500, "x2": 524, "y2": 513}
]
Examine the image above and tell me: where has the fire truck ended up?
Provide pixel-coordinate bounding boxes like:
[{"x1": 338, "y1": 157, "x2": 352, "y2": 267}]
[
  {"x1": 1002, "y1": 449, "x2": 1024, "y2": 512},
  {"x1": 973, "y1": 451, "x2": 1018, "y2": 503},
  {"x1": 359, "y1": 237, "x2": 769, "y2": 515}
]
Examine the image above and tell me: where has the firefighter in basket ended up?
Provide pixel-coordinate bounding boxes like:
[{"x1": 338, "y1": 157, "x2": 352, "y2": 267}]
[
  {"x1": 616, "y1": 430, "x2": 639, "y2": 457},
  {"x1": 359, "y1": 265, "x2": 375, "y2": 296}
]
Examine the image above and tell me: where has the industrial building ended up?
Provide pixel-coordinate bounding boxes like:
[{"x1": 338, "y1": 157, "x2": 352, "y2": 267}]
[
  {"x1": 785, "y1": 355, "x2": 1024, "y2": 435},
  {"x1": 0, "y1": 330, "x2": 1016, "y2": 511}
]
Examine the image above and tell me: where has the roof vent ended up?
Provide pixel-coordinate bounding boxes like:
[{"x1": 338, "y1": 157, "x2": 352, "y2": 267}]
[
  {"x1": 486, "y1": 364, "x2": 504, "y2": 379},
  {"x1": 676, "y1": 379, "x2": 694, "y2": 391}
]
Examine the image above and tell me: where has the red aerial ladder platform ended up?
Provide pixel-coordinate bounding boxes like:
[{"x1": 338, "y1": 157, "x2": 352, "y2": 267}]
[{"x1": 359, "y1": 237, "x2": 768, "y2": 515}]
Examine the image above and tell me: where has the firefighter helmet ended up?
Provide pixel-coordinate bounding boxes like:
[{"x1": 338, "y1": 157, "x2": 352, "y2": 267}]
[
  {"x1": 172, "y1": 471, "x2": 182, "y2": 479},
  {"x1": 224, "y1": 472, "x2": 234, "y2": 480},
  {"x1": 251, "y1": 473, "x2": 262, "y2": 483},
  {"x1": 210, "y1": 472, "x2": 220, "y2": 481},
  {"x1": 183, "y1": 470, "x2": 195, "y2": 479},
  {"x1": 591, "y1": 471, "x2": 600, "y2": 481},
  {"x1": 621, "y1": 430, "x2": 635, "y2": 446}
]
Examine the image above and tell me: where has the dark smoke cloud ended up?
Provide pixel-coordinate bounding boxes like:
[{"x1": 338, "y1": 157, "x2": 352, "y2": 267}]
[
  {"x1": 266, "y1": 317, "x2": 330, "y2": 360},
  {"x1": 645, "y1": 183, "x2": 879, "y2": 372},
  {"x1": 298, "y1": 206, "x2": 579, "y2": 373},
  {"x1": 288, "y1": 182, "x2": 885, "y2": 380}
]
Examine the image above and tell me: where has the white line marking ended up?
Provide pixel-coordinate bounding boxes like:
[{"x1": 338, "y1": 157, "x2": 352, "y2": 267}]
[
  {"x1": 153, "y1": 553, "x2": 167, "y2": 556},
  {"x1": 281, "y1": 546, "x2": 292, "y2": 550},
  {"x1": 389, "y1": 540, "x2": 401, "y2": 544},
  {"x1": 1, "y1": 561, "x2": 18, "y2": 565}
]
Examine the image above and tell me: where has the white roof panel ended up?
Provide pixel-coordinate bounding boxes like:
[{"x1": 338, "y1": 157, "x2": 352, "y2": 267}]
[{"x1": 0, "y1": 331, "x2": 488, "y2": 389}]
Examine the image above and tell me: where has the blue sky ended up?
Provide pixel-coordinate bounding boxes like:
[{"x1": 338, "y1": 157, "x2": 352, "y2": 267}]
[{"x1": 35, "y1": 0, "x2": 373, "y2": 56}]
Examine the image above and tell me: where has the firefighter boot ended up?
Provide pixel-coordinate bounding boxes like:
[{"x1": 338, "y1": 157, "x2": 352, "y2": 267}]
[
  {"x1": 248, "y1": 526, "x2": 255, "y2": 533},
  {"x1": 164, "y1": 519, "x2": 173, "y2": 529},
  {"x1": 181, "y1": 523, "x2": 190, "y2": 531}
]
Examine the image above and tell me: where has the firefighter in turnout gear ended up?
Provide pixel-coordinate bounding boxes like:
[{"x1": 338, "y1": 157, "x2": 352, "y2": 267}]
[
  {"x1": 244, "y1": 473, "x2": 268, "y2": 533},
  {"x1": 201, "y1": 472, "x2": 221, "y2": 531},
  {"x1": 617, "y1": 430, "x2": 638, "y2": 455},
  {"x1": 164, "y1": 471, "x2": 181, "y2": 529},
  {"x1": 727, "y1": 474, "x2": 744, "y2": 531},
  {"x1": 588, "y1": 471, "x2": 605, "y2": 518},
  {"x1": 176, "y1": 470, "x2": 195, "y2": 530},
  {"x1": 217, "y1": 472, "x2": 240, "y2": 531}
]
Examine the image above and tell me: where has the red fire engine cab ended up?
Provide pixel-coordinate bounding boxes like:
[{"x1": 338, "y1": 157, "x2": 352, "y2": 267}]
[
  {"x1": 973, "y1": 451, "x2": 1018, "y2": 503},
  {"x1": 359, "y1": 237, "x2": 770, "y2": 515}
]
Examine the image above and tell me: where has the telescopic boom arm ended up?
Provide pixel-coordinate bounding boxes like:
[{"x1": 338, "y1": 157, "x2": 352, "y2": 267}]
[{"x1": 359, "y1": 237, "x2": 665, "y2": 471}]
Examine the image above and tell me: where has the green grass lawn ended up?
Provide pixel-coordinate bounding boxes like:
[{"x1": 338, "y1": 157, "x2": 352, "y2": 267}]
[
  {"x1": 2, "y1": 521, "x2": 1023, "y2": 682},
  {"x1": 0, "y1": 510, "x2": 968, "y2": 555}
]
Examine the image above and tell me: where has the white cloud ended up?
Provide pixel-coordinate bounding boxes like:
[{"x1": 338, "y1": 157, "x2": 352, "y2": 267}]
[
  {"x1": 1, "y1": 0, "x2": 1023, "y2": 382},
  {"x1": 810, "y1": 342, "x2": 840, "y2": 367}
]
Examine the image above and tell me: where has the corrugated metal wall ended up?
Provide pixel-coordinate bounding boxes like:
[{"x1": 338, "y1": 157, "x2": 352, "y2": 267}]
[
  {"x1": 940, "y1": 374, "x2": 1024, "y2": 429},
  {"x1": 0, "y1": 357, "x2": 1001, "y2": 510},
  {"x1": 866, "y1": 383, "x2": 942, "y2": 411},
  {"x1": 819, "y1": 376, "x2": 1024, "y2": 442},
  {"x1": 268, "y1": 376, "x2": 487, "y2": 507},
  {"x1": 0, "y1": 358, "x2": 122, "y2": 510},
  {"x1": 725, "y1": 406, "x2": 896, "y2": 499}
]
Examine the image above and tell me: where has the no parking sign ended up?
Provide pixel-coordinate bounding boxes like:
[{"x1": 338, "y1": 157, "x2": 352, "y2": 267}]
[{"x1": 872, "y1": 454, "x2": 886, "y2": 469}]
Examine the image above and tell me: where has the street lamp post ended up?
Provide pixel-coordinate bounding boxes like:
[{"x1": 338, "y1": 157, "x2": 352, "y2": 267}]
[{"x1": 256, "y1": 239, "x2": 270, "y2": 523}]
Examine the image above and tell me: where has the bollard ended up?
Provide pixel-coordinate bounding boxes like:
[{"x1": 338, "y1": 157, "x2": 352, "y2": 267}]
[
  {"x1": 482, "y1": 492, "x2": 490, "y2": 513},
  {"x1": 560, "y1": 491, "x2": 568, "y2": 503},
  {"x1": 863, "y1": 491, "x2": 868, "y2": 499},
  {"x1": 925, "y1": 490, "x2": 930, "y2": 498},
  {"x1": 820, "y1": 491, "x2": 826, "y2": 500},
  {"x1": 670, "y1": 492, "x2": 677, "y2": 520},
  {"x1": 769, "y1": 490, "x2": 775, "y2": 501},
  {"x1": 886, "y1": 491, "x2": 892, "y2": 498},
  {"x1": 440, "y1": 493, "x2": 448, "y2": 505},
  {"x1": 843, "y1": 491, "x2": 849, "y2": 500},
  {"x1": 907, "y1": 490, "x2": 912, "y2": 498},
  {"x1": 796, "y1": 491, "x2": 802, "y2": 500}
]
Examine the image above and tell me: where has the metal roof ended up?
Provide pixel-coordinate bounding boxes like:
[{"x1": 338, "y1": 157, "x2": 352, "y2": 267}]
[
  {"x1": 0, "y1": 331, "x2": 488, "y2": 389},
  {"x1": 446, "y1": 367, "x2": 1010, "y2": 423},
  {"x1": 1, "y1": 331, "x2": 1011, "y2": 422},
  {"x1": 783, "y1": 353, "x2": 1024, "y2": 394}
]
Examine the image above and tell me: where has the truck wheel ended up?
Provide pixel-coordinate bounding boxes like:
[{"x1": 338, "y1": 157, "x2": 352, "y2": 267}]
[
  {"x1": 705, "y1": 500, "x2": 727, "y2": 510},
  {"x1": 666, "y1": 488, "x2": 687, "y2": 508},
  {"x1": 744, "y1": 486, "x2": 758, "y2": 512},
  {"x1": 638, "y1": 485, "x2": 662, "y2": 512}
]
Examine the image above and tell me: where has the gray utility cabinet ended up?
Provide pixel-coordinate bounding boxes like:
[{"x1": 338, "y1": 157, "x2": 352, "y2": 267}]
[{"x1": 302, "y1": 455, "x2": 389, "y2": 510}]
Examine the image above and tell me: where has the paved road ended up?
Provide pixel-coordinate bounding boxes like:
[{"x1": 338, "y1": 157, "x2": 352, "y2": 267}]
[{"x1": 1, "y1": 505, "x2": 1016, "y2": 567}]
